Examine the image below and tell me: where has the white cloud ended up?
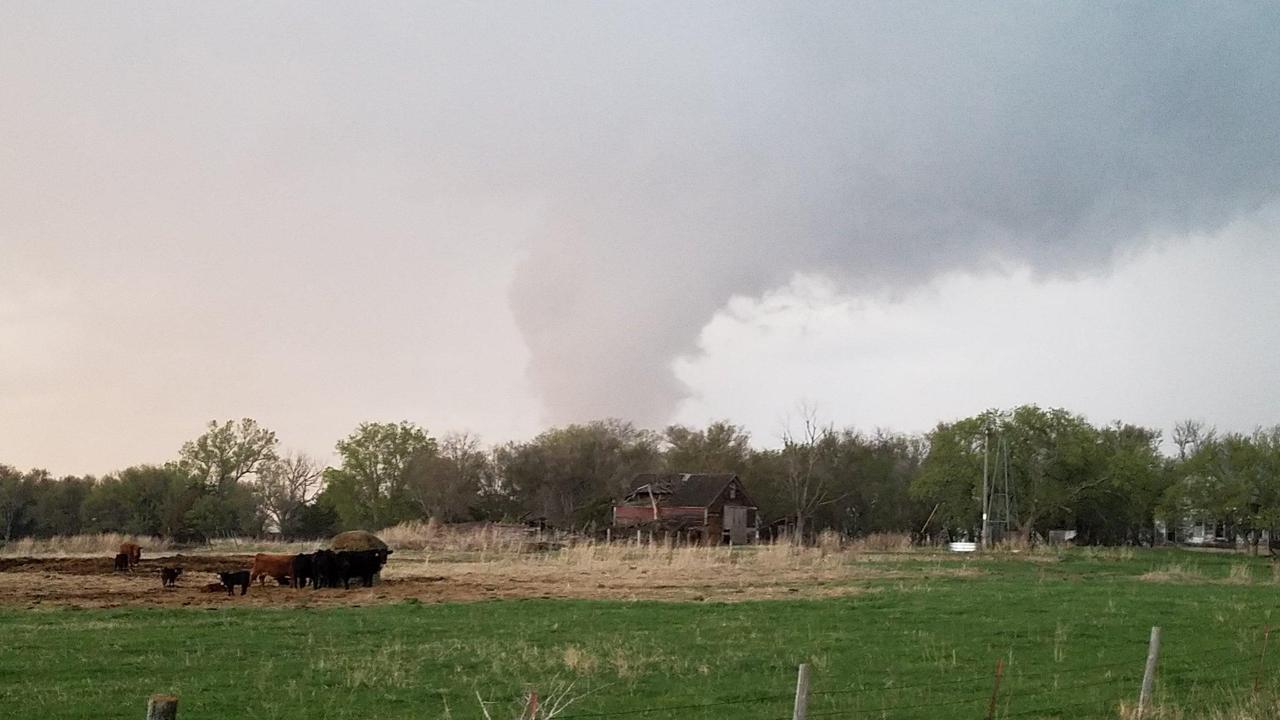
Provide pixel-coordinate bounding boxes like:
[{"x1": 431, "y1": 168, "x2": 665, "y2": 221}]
[{"x1": 674, "y1": 208, "x2": 1280, "y2": 446}]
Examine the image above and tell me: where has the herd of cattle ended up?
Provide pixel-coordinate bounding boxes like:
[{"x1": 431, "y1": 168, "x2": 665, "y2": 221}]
[{"x1": 112, "y1": 542, "x2": 393, "y2": 597}]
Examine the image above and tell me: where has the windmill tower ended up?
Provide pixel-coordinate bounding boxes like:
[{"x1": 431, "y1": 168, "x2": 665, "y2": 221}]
[{"x1": 980, "y1": 417, "x2": 1014, "y2": 549}]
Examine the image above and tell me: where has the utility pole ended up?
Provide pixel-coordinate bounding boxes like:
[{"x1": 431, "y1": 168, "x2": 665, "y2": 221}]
[{"x1": 981, "y1": 425, "x2": 991, "y2": 549}]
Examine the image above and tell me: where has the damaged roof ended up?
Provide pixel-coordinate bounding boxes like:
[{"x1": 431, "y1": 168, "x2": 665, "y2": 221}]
[{"x1": 624, "y1": 473, "x2": 744, "y2": 507}]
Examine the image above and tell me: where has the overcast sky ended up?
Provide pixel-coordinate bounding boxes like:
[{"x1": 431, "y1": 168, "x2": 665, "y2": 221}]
[{"x1": 3, "y1": 3, "x2": 1279, "y2": 476}]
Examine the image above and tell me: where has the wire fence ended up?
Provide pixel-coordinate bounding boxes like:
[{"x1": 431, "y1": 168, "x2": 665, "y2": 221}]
[
  {"x1": 136, "y1": 623, "x2": 1278, "y2": 719},
  {"x1": 537, "y1": 624, "x2": 1276, "y2": 720}
]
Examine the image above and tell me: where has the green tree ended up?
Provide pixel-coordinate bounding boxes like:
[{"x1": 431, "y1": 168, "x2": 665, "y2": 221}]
[
  {"x1": 493, "y1": 420, "x2": 661, "y2": 527},
  {"x1": 911, "y1": 414, "x2": 988, "y2": 538},
  {"x1": 813, "y1": 429, "x2": 929, "y2": 537},
  {"x1": 294, "y1": 497, "x2": 341, "y2": 538},
  {"x1": 0, "y1": 465, "x2": 36, "y2": 542},
  {"x1": 29, "y1": 474, "x2": 93, "y2": 537},
  {"x1": 1162, "y1": 429, "x2": 1279, "y2": 553},
  {"x1": 662, "y1": 421, "x2": 753, "y2": 475},
  {"x1": 179, "y1": 418, "x2": 279, "y2": 493},
  {"x1": 915, "y1": 406, "x2": 1111, "y2": 543},
  {"x1": 81, "y1": 465, "x2": 193, "y2": 537},
  {"x1": 999, "y1": 406, "x2": 1104, "y2": 542},
  {"x1": 325, "y1": 421, "x2": 436, "y2": 530},
  {"x1": 1074, "y1": 423, "x2": 1167, "y2": 544}
]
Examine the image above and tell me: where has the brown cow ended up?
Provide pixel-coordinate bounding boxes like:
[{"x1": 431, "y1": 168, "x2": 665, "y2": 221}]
[
  {"x1": 249, "y1": 553, "x2": 296, "y2": 586},
  {"x1": 119, "y1": 542, "x2": 142, "y2": 568}
]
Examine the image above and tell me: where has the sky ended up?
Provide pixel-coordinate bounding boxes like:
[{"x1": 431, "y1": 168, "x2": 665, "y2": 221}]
[{"x1": 2, "y1": 2, "x2": 1279, "y2": 476}]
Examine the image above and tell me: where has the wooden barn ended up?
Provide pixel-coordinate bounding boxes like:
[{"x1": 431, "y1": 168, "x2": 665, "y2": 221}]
[{"x1": 612, "y1": 473, "x2": 759, "y2": 545}]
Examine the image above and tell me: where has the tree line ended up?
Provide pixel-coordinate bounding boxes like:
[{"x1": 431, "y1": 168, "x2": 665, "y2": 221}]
[{"x1": 2, "y1": 408, "x2": 1278, "y2": 546}]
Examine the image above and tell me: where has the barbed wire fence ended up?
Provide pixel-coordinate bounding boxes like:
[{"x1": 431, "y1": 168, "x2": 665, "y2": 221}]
[{"x1": 139, "y1": 623, "x2": 1276, "y2": 720}]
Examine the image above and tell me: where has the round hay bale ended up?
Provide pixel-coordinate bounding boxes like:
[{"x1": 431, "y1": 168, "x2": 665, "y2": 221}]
[{"x1": 330, "y1": 530, "x2": 389, "y2": 552}]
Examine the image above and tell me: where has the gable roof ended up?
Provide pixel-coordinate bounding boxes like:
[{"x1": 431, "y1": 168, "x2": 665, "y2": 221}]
[{"x1": 624, "y1": 472, "x2": 747, "y2": 507}]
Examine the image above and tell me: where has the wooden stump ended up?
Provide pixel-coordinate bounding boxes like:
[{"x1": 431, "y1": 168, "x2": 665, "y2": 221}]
[{"x1": 146, "y1": 694, "x2": 178, "y2": 720}]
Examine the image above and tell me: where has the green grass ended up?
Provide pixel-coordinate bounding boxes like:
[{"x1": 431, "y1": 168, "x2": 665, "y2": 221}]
[{"x1": 3, "y1": 548, "x2": 1278, "y2": 719}]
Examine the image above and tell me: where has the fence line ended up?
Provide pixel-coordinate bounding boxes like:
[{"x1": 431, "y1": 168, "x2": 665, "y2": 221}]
[{"x1": 140, "y1": 624, "x2": 1276, "y2": 720}]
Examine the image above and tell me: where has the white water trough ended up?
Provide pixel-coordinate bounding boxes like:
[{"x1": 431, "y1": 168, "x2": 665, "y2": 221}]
[{"x1": 948, "y1": 541, "x2": 978, "y2": 553}]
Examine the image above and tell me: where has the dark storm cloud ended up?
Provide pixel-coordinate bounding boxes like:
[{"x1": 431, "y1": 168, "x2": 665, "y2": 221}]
[
  {"x1": 507, "y1": 2, "x2": 1280, "y2": 423},
  {"x1": 3, "y1": 1, "x2": 1278, "y2": 466}
]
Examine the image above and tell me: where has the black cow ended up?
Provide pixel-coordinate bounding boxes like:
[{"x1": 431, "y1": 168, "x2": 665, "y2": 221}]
[
  {"x1": 335, "y1": 549, "x2": 391, "y2": 589},
  {"x1": 311, "y1": 549, "x2": 340, "y2": 589},
  {"x1": 160, "y1": 567, "x2": 183, "y2": 587},
  {"x1": 291, "y1": 553, "x2": 315, "y2": 589},
  {"x1": 113, "y1": 553, "x2": 131, "y2": 572},
  {"x1": 218, "y1": 570, "x2": 250, "y2": 596}
]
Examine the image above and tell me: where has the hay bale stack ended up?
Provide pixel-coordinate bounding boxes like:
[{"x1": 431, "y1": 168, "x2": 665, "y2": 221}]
[{"x1": 330, "y1": 530, "x2": 389, "y2": 552}]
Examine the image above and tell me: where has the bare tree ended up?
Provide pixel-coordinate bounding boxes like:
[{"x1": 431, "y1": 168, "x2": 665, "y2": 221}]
[
  {"x1": 406, "y1": 432, "x2": 488, "y2": 522},
  {"x1": 780, "y1": 403, "x2": 836, "y2": 542},
  {"x1": 1172, "y1": 419, "x2": 1215, "y2": 461},
  {"x1": 255, "y1": 452, "x2": 323, "y2": 536}
]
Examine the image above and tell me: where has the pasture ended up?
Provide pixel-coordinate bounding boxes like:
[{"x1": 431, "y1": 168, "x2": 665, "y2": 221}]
[{"x1": 2, "y1": 543, "x2": 1279, "y2": 719}]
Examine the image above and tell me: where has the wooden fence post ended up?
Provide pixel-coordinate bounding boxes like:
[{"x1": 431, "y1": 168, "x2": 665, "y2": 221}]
[
  {"x1": 792, "y1": 663, "x2": 810, "y2": 720},
  {"x1": 1255, "y1": 625, "x2": 1272, "y2": 696},
  {"x1": 1137, "y1": 626, "x2": 1162, "y2": 719},
  {"x1": 146, "y1": 694, "x2": 178, "y2": 720},
  {"x1": 526, "y1": 689, "x2": 538, "y2": 720},
  {"x1": 986, "y1": 658, "x2": 1005, "y2": 720}
]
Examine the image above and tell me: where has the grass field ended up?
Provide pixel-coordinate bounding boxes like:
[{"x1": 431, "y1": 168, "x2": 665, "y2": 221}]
[{"x1": 3, "y1": 547, "x2": 1279, "y2": 719}]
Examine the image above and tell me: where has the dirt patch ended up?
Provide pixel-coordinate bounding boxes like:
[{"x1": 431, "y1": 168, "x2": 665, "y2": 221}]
[
  {"x1": 0, "y1": 551, "x2": 980, "y2": 608},
  {"x1": 0, "y1": 554, "x2": 450, "y2": 609},
  {"x1": 0, "y1": 554, "x2": 251, "y2": 575}
]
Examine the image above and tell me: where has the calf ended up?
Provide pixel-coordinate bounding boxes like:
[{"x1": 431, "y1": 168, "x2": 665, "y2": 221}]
[
  {"x1": 291, "y1": 552, "x2": 315, "y2": 589},
  {"x1": 113, "y1": 553, "x2": 131, "y2": 572},
  {"x1": 118, "y1": 542, "x2": 142, "y2": 567},
  {"x1": 249, "y1": 553, "x2": 295, "y2": 586},
  {"x1": 160, "y1": 567, "x2": 183, "y2": 587},
  {"x1": 199, "y1": 582, "x2": 226, "y2": 593},
  {"x1": 218, "y1": 570, "x2": 250, "y2": 596}
]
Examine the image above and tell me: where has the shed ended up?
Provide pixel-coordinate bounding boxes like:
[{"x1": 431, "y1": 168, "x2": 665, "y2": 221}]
[{"x1": 613, "y1": 472, "x2": 759, "y2": 545}]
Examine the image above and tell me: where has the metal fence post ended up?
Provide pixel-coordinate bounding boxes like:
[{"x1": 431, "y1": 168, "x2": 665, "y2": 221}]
[
  {"x1": 1137, "y1": 626, "x2": 1162, "y2": 719},
  {"x1": 793, "y1": 663, "x2": 810, "y2": 720}
]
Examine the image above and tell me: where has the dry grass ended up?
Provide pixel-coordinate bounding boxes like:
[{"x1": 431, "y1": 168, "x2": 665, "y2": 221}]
[
  {"x1": 0, "y1": 525, "x2": 967, "y2": 603},
  {"x1": 1225, "y1": 563, "x2": 1255, "y2": 585},
  {"x1": 1138, "y1": 563, "x2": 1204, "y2": 583},
  {"x1": 1083, "y1": 546, "x2": 1138, "y2": 561},
  {"x1": 203, "y1": 537, "x2": 323, "y2": 554},
  {"x1": 392, "y1": 536, "x2": 981, "y2": 602},
  {"x1": 311, "y1": 641, "x2": 413, "y2": 689},
  {"x1": 1117, "y1": 692, "x2": 1280, "y2": 720},
  {"x1": 0, "y1": 522, "x2": 540, "y2": 558},
  {"x1": 846, "y1": 532, "x2": 913, "y2": 552},
  {"x1": 0, "y1": 533, "x2": 332, "y2": 558},
  {"x1": 0, "y1": 533, "x2": 175, "y2": 558},
  {"x1": 377, "y1": 520, "x2": 544, "y2": 554}
]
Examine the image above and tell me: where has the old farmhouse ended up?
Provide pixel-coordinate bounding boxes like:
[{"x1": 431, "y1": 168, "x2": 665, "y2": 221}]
[{"x1": 613, "y1": 473, "x2": 759, "y2": 544}]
